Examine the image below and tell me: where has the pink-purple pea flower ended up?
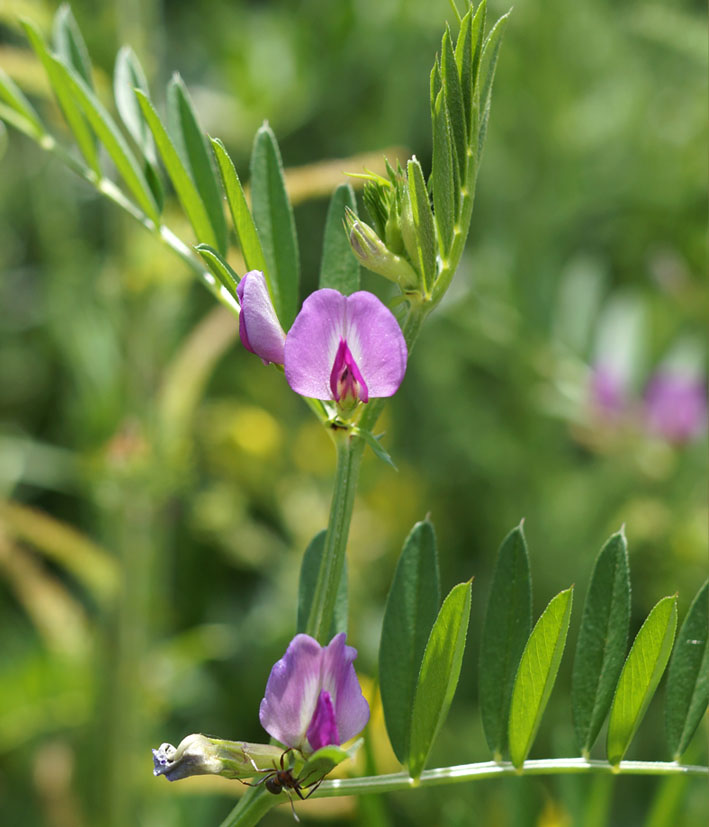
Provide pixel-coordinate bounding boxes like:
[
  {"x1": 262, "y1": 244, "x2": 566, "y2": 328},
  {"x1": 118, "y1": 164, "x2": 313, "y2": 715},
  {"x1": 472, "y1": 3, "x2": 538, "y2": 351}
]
[
  {"x1": 236, "y1": 270, "x2": 286, "y2": 366},
  {"x1": 259, "y1": 633, "x2": 370, "y2": 754},
  {"x1": 236, "y1": 271, "x2": 407, "y2": 404}
]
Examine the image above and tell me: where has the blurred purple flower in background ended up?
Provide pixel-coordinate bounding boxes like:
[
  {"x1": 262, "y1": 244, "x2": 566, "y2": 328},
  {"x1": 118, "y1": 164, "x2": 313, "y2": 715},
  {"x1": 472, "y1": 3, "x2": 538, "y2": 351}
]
[
  {"x1": 644, "y1": 372, "x2": 707, "y2": 443},
  {"x1": 590, "y1": 364, "x2": 628, "y2": 418},
  {"x1": 236, "y1": 270, "x2": 286, "y2": 365},
  {"x1": 284, "y1": 289, "x2": 407, "y2": 403},
  {"x1": 259, "y1": 633, "x2": 369, "y2": 754}
]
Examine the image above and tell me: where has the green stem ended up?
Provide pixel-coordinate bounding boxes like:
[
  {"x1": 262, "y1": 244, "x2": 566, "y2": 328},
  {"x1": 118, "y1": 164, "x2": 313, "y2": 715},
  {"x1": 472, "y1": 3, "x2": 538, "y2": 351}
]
[
  {"x1": 304, "y1": 301, "x2": 428, "y2": 644},
  {"x1": 306, "y1": 429, "x2": 364, "y2": 642},
  {"x1": 309, "y1": 760, "x2": 708, "y2": 798},
  {"x1": 218, "y1": 787, "x2": 277, "y2": 827}
]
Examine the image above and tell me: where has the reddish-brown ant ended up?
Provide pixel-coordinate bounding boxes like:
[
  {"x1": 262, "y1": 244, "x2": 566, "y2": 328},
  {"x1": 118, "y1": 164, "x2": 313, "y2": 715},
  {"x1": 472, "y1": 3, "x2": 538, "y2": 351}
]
[{"x1": 240, "y1": 748, "x2": 323, "y2": 821}]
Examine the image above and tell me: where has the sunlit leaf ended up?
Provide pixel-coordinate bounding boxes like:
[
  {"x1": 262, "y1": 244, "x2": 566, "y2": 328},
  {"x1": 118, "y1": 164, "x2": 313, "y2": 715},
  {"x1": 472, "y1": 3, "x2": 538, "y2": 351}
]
[
  {"x1": 407, "y1": 157, "x2": 437, "y2": 293},
  {"x1": 379, "y1": 520, "x2": 440, "y2": 764},
  {"x1": 319, "y1": 183, "x2": 359, "y2": 294},
  {"x1": 572, "y1": 530, "x2": 631, "y2": 756},
  {"x1": 475, "y1": 11, "x2": 510, "y2": 157},
  {"x1": 250, "y1": 122, "x2": 300, "y2": 327},
  {"x1": 52, "y1": 4, "x2": 93, "y2": 89},
  {"x1": 431, "y1": 89, "x2": 455, "y2": 255},
  {"x1": 665, "y1": 580, "x2": 708, "y2": 759},
  {"x1": 195, "y1": 244, "x2": 239, "y2": 301},
  {"x1": 210, "y1": 137, "x2": 267, "y2": 275},
  {"x1": 135, "y1": 88, "x2": 214, "y2": 239},
  {"x1": 509, "y1": 586, "x2": 574, "y2": 768},
  {"x1": 0, "y1": 68, "x2": 45, "y2": 139},
  {"x1": 21, "y1": 19, "x2": 100, "y2": 176},
  {"x1": 606, "y1": 595, "x2": 678, "y2": 765},
  {"x1": 167, "y1": 74, "x2": 227, "y2": 254},
  {"x1": 408, "y1": 579, "x2": 471, "y2": 778},
  {"x1": 479, "y1": 523, "x2": 532, "y2": 760}
]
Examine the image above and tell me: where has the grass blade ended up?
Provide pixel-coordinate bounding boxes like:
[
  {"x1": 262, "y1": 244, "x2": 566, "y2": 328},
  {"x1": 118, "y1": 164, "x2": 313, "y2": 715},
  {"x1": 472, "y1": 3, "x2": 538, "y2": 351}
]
[
  {"x1": 607, "y1": 595, "x2": 678, "y2": 765},
  {"x1": 250, "y1": 122, "x2": 300, "y2": 327},
  {"x1": 408, "y1": 580, "x2": 472, "y2": 778},
  {"x1": 479, "y1": 523, "x2": 532, "y2": 760},
  {"x1": 319, "y1": 183, "x2": 360, "y2": 294},
  {"x1": 665, "y1": 580, "x2": 709, "y2": 759},
  {"x1": 509, "y1": 586, "x2": 574, "y2": 768},
  {"x1": 379, "y1": 520, "x2": 440, "y2": 764},
  {"x1": 167, "y1": 74, "x2": 228, "y2": 254},
  {"x1": 572, "y1": 530, "x2": 631, "y2": 757},
  {"x1": 52, "y1": 4, "x2": 93, "y2": 89}
]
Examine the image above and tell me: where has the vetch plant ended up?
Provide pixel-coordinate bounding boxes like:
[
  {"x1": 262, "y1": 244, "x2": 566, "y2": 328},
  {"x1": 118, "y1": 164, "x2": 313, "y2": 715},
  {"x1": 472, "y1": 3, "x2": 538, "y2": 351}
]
[{"x1": 1, "y1": 1, "x2": 707, "y2": 825}]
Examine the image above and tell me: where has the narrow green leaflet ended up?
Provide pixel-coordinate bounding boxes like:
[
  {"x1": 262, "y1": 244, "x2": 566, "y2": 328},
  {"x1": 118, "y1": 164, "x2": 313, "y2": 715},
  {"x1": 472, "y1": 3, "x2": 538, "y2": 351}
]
[
  {"x1": 441, "y1": 27, "x2": 467, "y2": 177},
  {"x1": 408, "y1": 580, "x2": 472, "y2": 779},
  {"x1": 297, "y1": 530, "x2": 347, "y2": 639},
  {"x1": 474, "y1": 12, "x2": 510, "y2": 158},
  {"x1": 606, "y1": 595, "x2": 678, "y2": 765},
  {"x1": 572, "y1": 530, "x2": 631, "y2": 756},
  {"x1": 379, "y1": 520, "x2": 440, "y2": 764},
  {"x1": 479, "y1": 523, "x2": 532, "y2": 760},
  {"x1": 114, "y1": 46, "x2": 156, "y2": 160},
  {"x1": 431, "y1": 90, "x2": 455, "y2": 255},
  {"x1": 407, "y1": 158, "x2": 437, "y2": 293},
  {"x1": 319, "y1": 183, "x2": 360, "y2": 294},
  {"x1": 665, "y1": 580, "x2": 709, "y2": 759},
  {"x1": 21, "y1": 20, "x2": 100, "y2": 176},
  {"x1": 210, "y1": 137, "x2": 267, "y2": 274},
  {"x1": 52, "y1": 4, "x2": 93, "y2": 89},
  {"x1": 509, "y1": 586, "x2": 574, "y2": 769},
  {"x1": 453, "y1": 5, "x2": 473, "y2": 133},
  {"x1": 195, "y1": 244, "x2": 239, "y2": 301},
  {"x1": 0, "y1": 68, "x2": 45, "y2": 139},
  {"x1": 113, "y1": 47, "x2": 163, "y2": 211},
  {"x1": 167, "y1": 75, "x2": 228, "y2": 254},
  {"x1": 250, "y1": 123, "x2": 300, "y2": 327},
  {"x1": 136, "y1": 89, "x2": 215, "y2": 240}
]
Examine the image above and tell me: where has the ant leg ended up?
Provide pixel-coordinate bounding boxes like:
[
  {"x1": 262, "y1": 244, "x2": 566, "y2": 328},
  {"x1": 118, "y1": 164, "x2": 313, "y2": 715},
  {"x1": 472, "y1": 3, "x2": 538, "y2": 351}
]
[
  {"x1": 301, "y1": 778, "x2": 323, "y2": 800},
  {"x1": 285, "y1": 791, "x2": 301, "y2": 823}
]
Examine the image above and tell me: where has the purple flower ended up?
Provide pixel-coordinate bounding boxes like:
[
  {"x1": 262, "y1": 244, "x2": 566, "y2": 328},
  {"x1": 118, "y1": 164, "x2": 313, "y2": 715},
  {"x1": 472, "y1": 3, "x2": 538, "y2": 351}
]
[
  {"x1": 284, "y1": 289, "x2": 407, "y2": 403},
  {"x1": 590, "y1": 363, "x2": 628, "y2": 417},
  {"x1": 237, "y1": 270, "x2": 286, "y2": 365},
  {"x1": 259, "y1": 633, "x2": 370, "y2": 754},
  {"x1": 644, "y1": 371, "x2": 707, "y2": 442}
]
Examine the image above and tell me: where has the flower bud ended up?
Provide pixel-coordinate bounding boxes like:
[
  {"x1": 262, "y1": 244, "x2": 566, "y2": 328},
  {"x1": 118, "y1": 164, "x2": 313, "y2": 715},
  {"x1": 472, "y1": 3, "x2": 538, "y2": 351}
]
[
  {"x1": 345, "y1": 209, "x2": 418, "y2": 290},
  {"x1": 152, "y1": 734, "x2": 285, "y2": 782}
]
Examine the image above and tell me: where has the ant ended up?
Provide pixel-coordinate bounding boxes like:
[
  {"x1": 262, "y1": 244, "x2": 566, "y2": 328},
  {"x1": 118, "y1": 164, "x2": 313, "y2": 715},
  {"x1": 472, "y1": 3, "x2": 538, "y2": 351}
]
[{"x1": 240, "y1": 748, "x2": 323, "y2": 822}]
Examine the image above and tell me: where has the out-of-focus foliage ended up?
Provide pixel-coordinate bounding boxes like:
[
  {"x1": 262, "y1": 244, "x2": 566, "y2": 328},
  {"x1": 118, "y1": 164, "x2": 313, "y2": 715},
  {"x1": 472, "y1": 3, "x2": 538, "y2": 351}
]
[{"x1": 0, "y1": 1, "x2": 705, "y2": 825}]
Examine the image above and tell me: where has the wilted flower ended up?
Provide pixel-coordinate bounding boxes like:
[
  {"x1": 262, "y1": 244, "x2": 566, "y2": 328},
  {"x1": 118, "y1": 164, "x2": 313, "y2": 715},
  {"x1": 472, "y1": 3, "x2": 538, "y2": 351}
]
[
  {"x1": 259, "y1": 633, "x2": 370, "y2": 754},
  {"x1": 237, "y1": 270, "x2": 286, "y2": 365},
  {"x1": 644, "y1": 371, "x2": 707, "y2": 443},
  {"x1": 284, "y1": 289, "x2": 407, "y2": 405}
]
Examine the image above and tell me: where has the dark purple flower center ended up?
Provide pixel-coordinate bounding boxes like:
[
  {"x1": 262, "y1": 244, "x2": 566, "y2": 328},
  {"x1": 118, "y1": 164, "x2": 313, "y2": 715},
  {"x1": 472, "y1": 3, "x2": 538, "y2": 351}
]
[
  {"x1": 330, "y1": 338, "x2": 369, "y2": 403},
  {"x1": 306, "y1": 690, "x2": 340, "y2": 751}
]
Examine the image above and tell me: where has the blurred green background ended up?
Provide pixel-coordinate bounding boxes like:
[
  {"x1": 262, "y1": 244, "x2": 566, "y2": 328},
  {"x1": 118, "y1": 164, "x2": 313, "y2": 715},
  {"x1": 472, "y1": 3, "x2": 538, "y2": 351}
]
[{"x1": 0, "y1": 0, "x2": 706, "y2": 825}]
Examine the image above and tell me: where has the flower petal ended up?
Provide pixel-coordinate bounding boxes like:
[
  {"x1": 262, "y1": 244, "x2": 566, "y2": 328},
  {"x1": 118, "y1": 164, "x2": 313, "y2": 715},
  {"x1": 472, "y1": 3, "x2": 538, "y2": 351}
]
[
  {"x1": 284, "y1": 289, "x2": 346, "y2": 399},
  {"x1": 342, "y1": 292, "x2": 407, "y2": 399},
  {"x1": 237, "y1": 270, "x2": 286, "y2": 366},
  {"x1": 320, "y1": 633, "x2": 370, "y2": 743},
  {"x1": 306, "y1": 690, "x2": 340, "y2": 751},
  {"x1": 259, "y1": 634, "x2": 324, "y2": 750}
]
